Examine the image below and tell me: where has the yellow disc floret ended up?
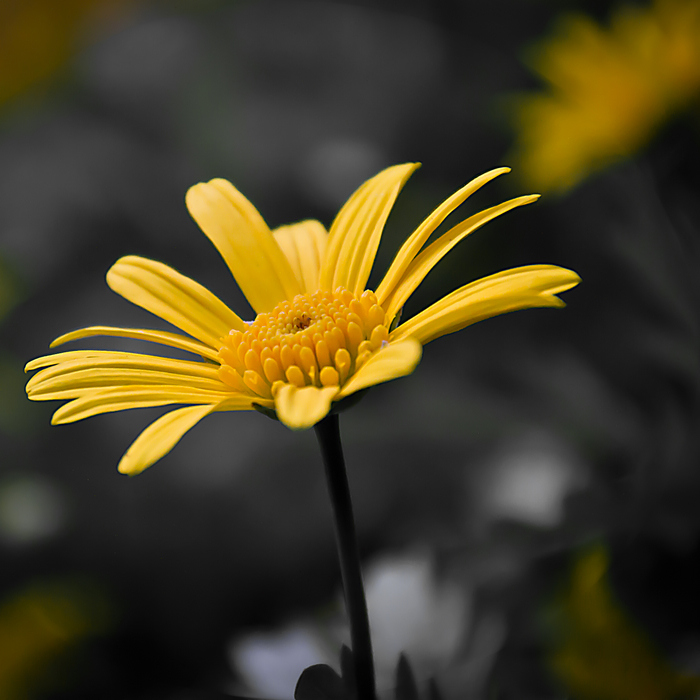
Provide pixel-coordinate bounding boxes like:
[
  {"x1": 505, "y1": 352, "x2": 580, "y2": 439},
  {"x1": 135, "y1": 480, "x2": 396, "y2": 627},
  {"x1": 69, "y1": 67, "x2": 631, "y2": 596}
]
[{"x1": 217, "y1": 288, "x2": 389, "y2": 399}]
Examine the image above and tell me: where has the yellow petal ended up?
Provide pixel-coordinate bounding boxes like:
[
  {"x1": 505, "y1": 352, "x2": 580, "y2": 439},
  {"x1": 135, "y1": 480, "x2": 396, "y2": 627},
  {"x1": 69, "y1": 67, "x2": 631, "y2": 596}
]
[
  {"x1": 117, "y1": 404, "x2": 218, "y2": 475},
  {"x1": 390, "y1": 265, "x2": 581, "y2": 345},
  {"x1": 274, "y1": 384, "x2": 339, "y2": 430},
  {"x1": 272, "y1": 220, "x2": 328, "y2": 293},
  {"x1": 116, "y1": 394, "x2": 264, "y2": 475},
  {"x1": 382, "y1": 194, "x2": 539, "y2": 322},
  {"x1": 50, "y1": 326, "x2": 221, "y2": 362},
  {"x1": 51, "y1": 386, "x2": 236, "y2": 424},
  {"x1": 320, "y1": 163, "x2": 420, "y2": 296},
  {"x1": 186, "y1": 179, "x2": 301, "y2": 312},
  {"x1": 107, "y1": 256, "x2": 245, "y2": 348},
  {"x1": 26, "y1": 350, "x2": 115, "y2": 373},
  {"x1": 27, "y1": 351, "x2": 221, "y2": 391},
  {"x1": 27, "y1": 368, "x2": 228, "y2": 400},
  {"x1": 336, "y1": 339, "x2": 422, "y2": 400},
  {"x1": 376, "y1": 167, "x2": 511, "y2": 305}
]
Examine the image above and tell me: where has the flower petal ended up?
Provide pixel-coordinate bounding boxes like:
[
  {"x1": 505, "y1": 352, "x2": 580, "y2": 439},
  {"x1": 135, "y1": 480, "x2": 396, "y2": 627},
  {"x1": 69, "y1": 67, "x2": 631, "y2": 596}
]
[
  {"x1": 27, "y1": 351, "x2": 221, "y2": 388},
  {"x1": 28, "y1": 369, "x2": 227, "y2": 400},
  {"x1": 376, "y1": 167, "x2": 511, "y2": 305},
  {"x1": 117, "y1": 394, "x2": 265, "y2": 475},
  {"x1": 26, "y1": 350, "x2": 114, "y2": 373},
  {"x1": 320, "y1": 163, "x2": 420, "y2": 296},
  {"x1": 274, "y1": 384, "x2": 339, "y2": 430},
  {"x1": 117, "y1": 404, "x2": 218, "y2": 475},
  {"x1": 50, "y1": 386, "x2": 239, "y2": 424},
  {"x1": 382, "y1": 194, "x2": 539, "y2": 322},
  {"x1": 272, "y1": 220, "x2": 328, "y2": 293},
  {"x1": 186, "y1": 179, "x2": 301, "y2": 312},
  {"x1": 336, "y1": 339, "x2": 422, "y2": 400},
  {"x1": 107, "y1": 256, "x2": 246, "y2": 348},
  {"x1": 390, "y1": 265, "x2": 581, "y2": 345},
  {"x1": 50, "y1": 326, "x2": 221, "y2": 362},
  {"x1": 28, "y1": 349, "x2": 233, "y2": 400}
]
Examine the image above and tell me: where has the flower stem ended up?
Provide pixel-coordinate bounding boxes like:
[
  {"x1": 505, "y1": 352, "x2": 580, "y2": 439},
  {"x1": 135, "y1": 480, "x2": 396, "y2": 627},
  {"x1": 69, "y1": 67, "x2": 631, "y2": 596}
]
[{"x1": 315, "y1": 412, "x2": 376, "y2": 700}]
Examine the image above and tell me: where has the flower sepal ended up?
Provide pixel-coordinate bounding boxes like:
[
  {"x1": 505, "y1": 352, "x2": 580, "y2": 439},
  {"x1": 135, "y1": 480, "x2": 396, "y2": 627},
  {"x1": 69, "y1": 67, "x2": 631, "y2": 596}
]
[
  {"x1": 251, "y1": 402, "x2": 279, "y2": 422},
  {"x1": 331, "y1": 389, "x2": 369, "y2": 416}
]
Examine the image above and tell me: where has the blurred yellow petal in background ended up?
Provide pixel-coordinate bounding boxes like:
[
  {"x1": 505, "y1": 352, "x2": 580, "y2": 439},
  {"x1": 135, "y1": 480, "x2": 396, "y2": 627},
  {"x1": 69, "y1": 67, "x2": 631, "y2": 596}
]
[
  {"x1": 511, "y1": 0, "x2": 700, "y2": 193},
  {"x1": 0, "y1": 0, "x2": 138, "y2": 106},
  {"x1": 547, "y1": 546, "x2": 700, "y2": 700},
  {"x1": 0, "y1": 579, "x2": 110, "y2": 700}
]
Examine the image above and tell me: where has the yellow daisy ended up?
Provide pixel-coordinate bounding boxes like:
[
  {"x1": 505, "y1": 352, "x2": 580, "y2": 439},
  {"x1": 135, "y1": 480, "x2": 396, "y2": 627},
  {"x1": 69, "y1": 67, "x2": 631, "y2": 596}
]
[
  {"x1": 25, "y1": 164, "x2": 580, "y2": 475},
  {"x1": 511, "y1": 0, "x2": 700, "y2": 192}
]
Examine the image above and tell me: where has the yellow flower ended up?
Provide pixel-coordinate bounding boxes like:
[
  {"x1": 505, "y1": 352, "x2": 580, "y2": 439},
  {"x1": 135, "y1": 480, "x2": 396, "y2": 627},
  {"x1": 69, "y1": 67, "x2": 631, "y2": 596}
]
[
  {"x1": 25, "y1": 164, "x2": 579, "y2": 475},
  {"x1": 511, "y1": 0, "x2": 700, "y2": 192},
  {"x1": 548, "y1": 546, "x2": 700, "y2": 700}
]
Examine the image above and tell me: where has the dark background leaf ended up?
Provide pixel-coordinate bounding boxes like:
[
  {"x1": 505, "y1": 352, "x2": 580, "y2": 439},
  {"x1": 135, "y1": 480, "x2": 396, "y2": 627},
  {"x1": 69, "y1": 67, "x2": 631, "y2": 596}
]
[{"x1": 294, "y1": 664, "x2": 351, "y2": 700}]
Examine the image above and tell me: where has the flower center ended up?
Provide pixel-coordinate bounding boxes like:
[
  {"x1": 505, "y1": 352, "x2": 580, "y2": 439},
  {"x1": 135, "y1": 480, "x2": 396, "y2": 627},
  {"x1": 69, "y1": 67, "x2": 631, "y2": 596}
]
[{"x1": 217, "y1": 288, "x2": 389, "y2": 399}]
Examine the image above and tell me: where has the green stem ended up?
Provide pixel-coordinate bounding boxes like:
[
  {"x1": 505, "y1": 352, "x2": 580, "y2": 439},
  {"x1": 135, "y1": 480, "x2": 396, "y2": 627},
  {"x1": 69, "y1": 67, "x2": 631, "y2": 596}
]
[{"x1": 315, "y1": 413, "x2": 376, "y2": 700}]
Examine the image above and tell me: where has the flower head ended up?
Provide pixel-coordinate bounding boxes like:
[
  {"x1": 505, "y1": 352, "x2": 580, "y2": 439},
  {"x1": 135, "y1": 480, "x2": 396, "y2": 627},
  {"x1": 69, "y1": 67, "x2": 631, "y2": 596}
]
[
  {"x1": 26, "y1": 164, "x2": 579, "y2": 475},
  {"x1": 510, "y1": 0, "x2": 700, "y2": 192}
]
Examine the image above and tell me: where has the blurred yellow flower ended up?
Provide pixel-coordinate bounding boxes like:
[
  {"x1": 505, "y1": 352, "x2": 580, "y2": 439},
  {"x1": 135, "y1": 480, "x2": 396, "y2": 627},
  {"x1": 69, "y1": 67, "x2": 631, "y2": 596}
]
[
  {"x1": 548, "y1": 546, "x2": 700, "y2": 700},
  {"x1": 0, "y1": 579, "x2": 109, "y2": 700},
  {"x1": 26, "y1": 164, "x2": 579, "y2": 475},
  {"x1": 511, "y1": 0, "x2": 700, "y2": 192},
  {"x1": 0, "y1": 0, "x2": 136, "y2": 106}
]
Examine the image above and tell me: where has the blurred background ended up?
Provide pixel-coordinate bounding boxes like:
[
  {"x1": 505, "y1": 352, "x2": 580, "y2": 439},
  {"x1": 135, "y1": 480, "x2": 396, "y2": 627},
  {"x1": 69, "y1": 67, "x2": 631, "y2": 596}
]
[{"x1": 2, "y1": 0, "x2": 700, "y2": 698}]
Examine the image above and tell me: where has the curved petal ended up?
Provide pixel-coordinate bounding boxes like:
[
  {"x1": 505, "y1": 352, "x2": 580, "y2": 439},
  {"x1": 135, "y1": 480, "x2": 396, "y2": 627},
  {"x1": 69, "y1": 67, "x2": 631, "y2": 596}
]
[
  {"x1": 50, "y1": 326, "x2": 221, "y2": 362},
  {"x1": 27, "y1": 351, "x2": 221, "y2": 389},
  {"x1": 186, "y1": 179, "x2": 301, "y2": 312},
  {"x1": 272, "y1": 220, "x2": 328, "y2": 293},
  {"x1": 107, "y1": 256, "x2": 246, "y2": 348},
  {"x1": 320, "y1": 163, "x2": 420, "y2": 295},
  {"x1": 376, "y1": 167, "x2": 511, "y2": 305},
  {"x1": 117, "y1": 404, "x2": 218, "y2": 475},
  {"x1": 382, "y1": 194, "x2": 539, "y2": 322},
  {"x1": 336, "y1": 339, "x2": 422, "y2": 400},
  {"x1": 117, "y1": 394, "x2": 264, "y2": 475},
  {"x1": 274, "y1": 384, "x2": 339, "y2": 430},
  {"x1": 390, "y1": 265, "x2": 581, "y2": 345},
  {"x1": 27, "y1": 350, "x2": 116, "y2": 373},
  {"x1": 50, "y1": 386, "x2": 237, "y2": 424},
  {"x1": 27, "y1": 369, "x2": 228, "y2": 400}
]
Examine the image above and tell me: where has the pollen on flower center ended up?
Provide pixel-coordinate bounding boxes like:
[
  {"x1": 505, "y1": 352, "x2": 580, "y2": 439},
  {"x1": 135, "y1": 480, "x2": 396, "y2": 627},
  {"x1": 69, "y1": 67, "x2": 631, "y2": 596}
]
[{"x1": 217, "y1": 287, "x2": 389, "y2": 399}]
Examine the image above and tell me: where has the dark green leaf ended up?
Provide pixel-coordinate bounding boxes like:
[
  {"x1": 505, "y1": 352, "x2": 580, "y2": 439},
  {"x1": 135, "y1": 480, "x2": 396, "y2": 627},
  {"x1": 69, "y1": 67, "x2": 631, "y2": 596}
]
[
  {"x1": 395, "y1": 653, "x2": 420, "y2": 700},
  {"x1": 427, "y1": 677, "x2": 445, "y2": 700},
  {"x1": 339, "y1": 644, "x2": 356, "y2": 697},
  {"x1": 295, "y1": 664, "x2": 352, "y2": 700}
]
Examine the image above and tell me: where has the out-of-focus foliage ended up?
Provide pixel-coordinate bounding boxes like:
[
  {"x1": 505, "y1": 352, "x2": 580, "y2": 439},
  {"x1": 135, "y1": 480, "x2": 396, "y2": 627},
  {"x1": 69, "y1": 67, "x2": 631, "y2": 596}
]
[
  {"x1": 547, "y1": 546, "x2": 700, "y2": 700},
  {"x1": 230, "y1": 551, "x2": 468, "y2": 696},
  {"x1": 510, "y1": 0, "x2": 700, "y2": 192},
  {"x1": 0, "y1": 579, "x2": 111, "y2": 700},
  {"x1": 294, "y1": 649, "x2": 446, "y2": 700},
  {"x1": 0, "y1": 255, "x2": 19, "y2": 323},
  {"x1": 0, "y1": 258, "x2": 27, "y2": 435}
]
